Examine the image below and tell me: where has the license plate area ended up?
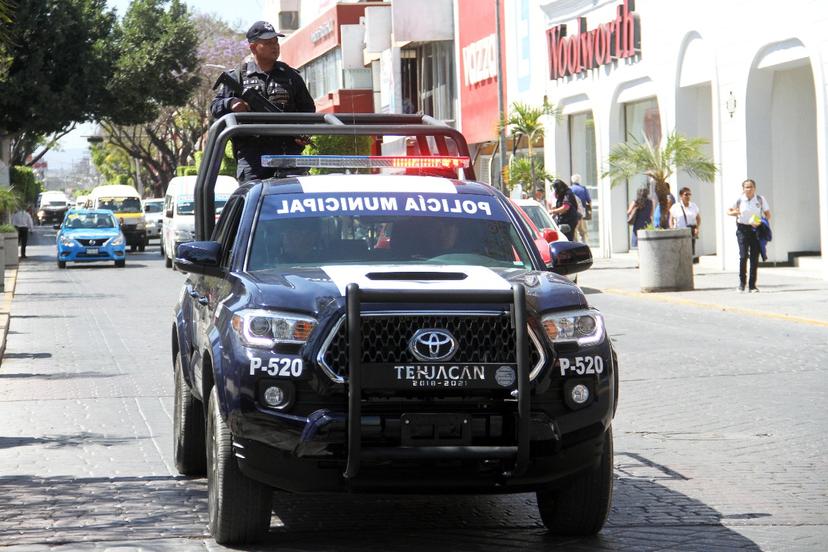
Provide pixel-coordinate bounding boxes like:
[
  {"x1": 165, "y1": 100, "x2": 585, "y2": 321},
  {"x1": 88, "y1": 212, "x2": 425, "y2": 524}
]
[
  {"x1": 400, "y1": 413, "x2": 471, "y2": 446},
  {"x1": 86, "y1": 247, "x2": 99, "y2": 255}
]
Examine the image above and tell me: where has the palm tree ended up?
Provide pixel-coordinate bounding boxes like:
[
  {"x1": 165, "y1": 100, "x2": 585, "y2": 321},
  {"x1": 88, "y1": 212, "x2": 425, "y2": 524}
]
[
  {"x1": 507, "y1": 157, "x2": 552, "y2": 195},
  {"x1": 505, "y1": 101, "x2": 559, "y2": 193},
  {"x1": 604, "y1": 131, "x2": 717, "y2": 228}
]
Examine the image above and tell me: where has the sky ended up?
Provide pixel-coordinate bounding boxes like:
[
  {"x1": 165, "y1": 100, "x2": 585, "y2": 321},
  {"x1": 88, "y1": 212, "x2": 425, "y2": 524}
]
[{"x1": 45, "y1": 0, "x2": 268, "y2": 171}]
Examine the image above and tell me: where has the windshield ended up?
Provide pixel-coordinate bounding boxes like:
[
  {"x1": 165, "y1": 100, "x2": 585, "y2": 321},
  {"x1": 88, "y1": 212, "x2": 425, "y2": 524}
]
[
  {"x1": 522, "y1": 204, "x2": 556, "y2": 231},
  {"x1": 144, "y1": 202, "x2": 163, "y2": 213},
  {"x1": 97, "y1": 197, "x2": 141, "y2": 213},
  {"x1": 64, "y1": 212, "x2": 117, "y2": 229},
  {"x1": 177, "y1": 196, "x2": 227, "y2": 215},
  {"x1": 248, "y1": 192, "x2": 533, "y2": 271}
]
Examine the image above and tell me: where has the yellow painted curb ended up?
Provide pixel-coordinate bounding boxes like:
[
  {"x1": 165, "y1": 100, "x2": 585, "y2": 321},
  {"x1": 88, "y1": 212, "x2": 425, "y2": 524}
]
[{"x1": 603, "y1": 287, "x2": 828, "y2": 328}]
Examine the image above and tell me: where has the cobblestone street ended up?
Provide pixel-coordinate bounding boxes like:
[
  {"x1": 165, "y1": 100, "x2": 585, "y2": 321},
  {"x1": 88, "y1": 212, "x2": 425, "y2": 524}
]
[{"x1": 0, "y1": 231, "x2": 825, "y2": 550}]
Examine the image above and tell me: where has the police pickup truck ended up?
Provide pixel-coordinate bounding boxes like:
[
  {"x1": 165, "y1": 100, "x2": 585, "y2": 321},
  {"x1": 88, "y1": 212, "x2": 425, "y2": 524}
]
[{"x1": 172, "y1": 113, "x2": 618, "y2": 544}]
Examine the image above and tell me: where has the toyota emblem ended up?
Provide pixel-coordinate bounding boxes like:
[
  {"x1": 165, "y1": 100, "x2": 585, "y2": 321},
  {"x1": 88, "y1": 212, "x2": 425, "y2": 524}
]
[{"x1": 408, "y1": 329, "x2": 458, "y2": 362}]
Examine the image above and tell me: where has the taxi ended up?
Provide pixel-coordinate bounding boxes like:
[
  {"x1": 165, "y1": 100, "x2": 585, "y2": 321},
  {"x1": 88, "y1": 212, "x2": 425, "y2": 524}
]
[{"x1": 55, "y1": 209, "x2": 126, "y2": 268}]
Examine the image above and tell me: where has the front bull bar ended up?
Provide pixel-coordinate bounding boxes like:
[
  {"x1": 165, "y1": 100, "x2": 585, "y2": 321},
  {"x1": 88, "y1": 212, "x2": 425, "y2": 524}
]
[{"x1": 342, "y1": 283, "x2": 531, "y2": 480}]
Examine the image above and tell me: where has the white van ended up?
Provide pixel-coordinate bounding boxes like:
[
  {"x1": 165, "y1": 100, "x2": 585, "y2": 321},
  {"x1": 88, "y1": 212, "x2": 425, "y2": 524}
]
[
  {"x1": 36, "y1": 190, "x2": 70, "y2": 225},
  {"x1": 86, "y1": 184, "x2": 147, "y2": 251},
  {"x1": 162, "y1": 175, "x2": 238, "y2": 267}
]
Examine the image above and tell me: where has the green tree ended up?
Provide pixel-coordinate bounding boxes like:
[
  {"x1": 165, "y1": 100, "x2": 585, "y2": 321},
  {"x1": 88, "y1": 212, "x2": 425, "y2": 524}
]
[
  {"x1": 504, "y1": 101, "x2": 559, "y2": 193},
  {"x1": 0, "y1": 0, "x2": 14, "y2": 81},
  {"x1": 303, "y1": 135, "x2": 373, "y2": 174},
  {"x1": 98, "y1": 10, "x2": 240, "y2": 196},
  {"x1": 0, "y1": 186, "x2": 19, "y2": 223},
  {"x1": 90, "y1": 142, "x2": 137, "y2": 186},
  {"x1": 0, "y1": 0, "x2": 117, "y2": 163},
  {"x1": 603, "y1": 131, "x2": 717, "y2": 228},
  {"x1": 9, "y1": 165, "x2": 42, "y2": 206}
]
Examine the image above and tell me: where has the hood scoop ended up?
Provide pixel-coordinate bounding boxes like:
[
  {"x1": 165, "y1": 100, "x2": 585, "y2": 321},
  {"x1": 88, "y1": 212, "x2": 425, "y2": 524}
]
[{"x1": 365, "y1": 271, "x2": 467, "y2": 281}]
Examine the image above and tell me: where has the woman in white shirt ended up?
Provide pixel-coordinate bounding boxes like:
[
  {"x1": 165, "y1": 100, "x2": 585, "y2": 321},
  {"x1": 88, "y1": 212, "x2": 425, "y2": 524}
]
[
  {"x1": 670, "y1": 187, "x2": 701, "y2": 261},
  {"x1": 726, "y1": 179, "x2": 771, "y2": 293}
]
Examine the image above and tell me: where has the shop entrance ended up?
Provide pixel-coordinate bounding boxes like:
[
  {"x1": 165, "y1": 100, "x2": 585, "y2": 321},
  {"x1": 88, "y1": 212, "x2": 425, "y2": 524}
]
[{"x1": 746, "y1": 49, "x2": 820, "y2": 264}]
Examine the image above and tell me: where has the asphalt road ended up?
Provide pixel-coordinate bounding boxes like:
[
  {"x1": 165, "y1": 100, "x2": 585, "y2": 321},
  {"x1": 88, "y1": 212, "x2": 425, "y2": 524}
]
[{"x1": 0, "y1": 227, "x2": 825, "y2": 550}]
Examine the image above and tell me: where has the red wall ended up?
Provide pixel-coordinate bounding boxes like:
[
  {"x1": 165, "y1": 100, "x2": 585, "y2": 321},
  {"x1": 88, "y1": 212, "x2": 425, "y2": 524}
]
[{"x1": 457, "y1": 0, "x2": 506, "y2": 145}]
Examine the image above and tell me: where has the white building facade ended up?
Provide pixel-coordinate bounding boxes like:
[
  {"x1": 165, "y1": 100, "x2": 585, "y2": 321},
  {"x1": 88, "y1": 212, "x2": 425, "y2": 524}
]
[{"x1": 506, "y1": 0, "x2": 828, "y2": 278}]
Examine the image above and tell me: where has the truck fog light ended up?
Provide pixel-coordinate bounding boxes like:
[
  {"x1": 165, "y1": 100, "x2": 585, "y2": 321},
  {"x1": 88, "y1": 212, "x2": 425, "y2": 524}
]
[
  {"x1": 571, "y1": 384, "x2": 590, "y2": 404},
  {"x1": 263, "y1": 385, "x2": 286, "y2": 407}
]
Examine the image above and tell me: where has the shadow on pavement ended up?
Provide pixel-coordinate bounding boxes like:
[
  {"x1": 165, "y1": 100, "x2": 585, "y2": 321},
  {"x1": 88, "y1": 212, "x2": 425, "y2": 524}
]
[
  {"x1": 0, "y1": 370, "x2": 118, "y2": 380},
  {"x1": 0, "y1": 468, "x2": 763, "y2": 550},
  {"x1": 3, "y1": 352, "x2": 52, "y2": 359},
  {"x1": 0, "y1": 432, "x2": 145, "y2": 450}
]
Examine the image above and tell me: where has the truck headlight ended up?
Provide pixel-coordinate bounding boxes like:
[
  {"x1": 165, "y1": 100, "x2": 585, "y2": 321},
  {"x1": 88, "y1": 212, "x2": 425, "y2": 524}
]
[
  {"x1": 231, "y1": 309, "x2": 317, "y2": 349},
  {"x1": 541, "y1": 309, "x2": 605, "y2": 347},
  {"x1": 59, "y1": 236, "x2": 76, "y2": 247},
  {"x1": 108, "y1": 234, "x2": 125, "y2": 247}
]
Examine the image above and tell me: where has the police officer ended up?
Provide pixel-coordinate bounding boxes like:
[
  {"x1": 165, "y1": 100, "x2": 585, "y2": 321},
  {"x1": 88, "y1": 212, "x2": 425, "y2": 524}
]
[{"x1": 210, "y1": 21, "x2": 316, "y2": 182}]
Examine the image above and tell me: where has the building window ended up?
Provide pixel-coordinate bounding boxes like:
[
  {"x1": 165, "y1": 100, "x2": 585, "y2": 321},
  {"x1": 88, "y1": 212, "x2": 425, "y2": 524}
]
[
  {"x1": 301, "y1": 49, "x2": 343, "y2": 100},
  {"x1": 623, "y1": 97, "x2": 661, "y2": 248},
  {"x1": 569, "y1": 111, "x2": 598, "y2": 248},
  {"x1": 416, "y1": 41, "x2": 455, "y2": 123}
]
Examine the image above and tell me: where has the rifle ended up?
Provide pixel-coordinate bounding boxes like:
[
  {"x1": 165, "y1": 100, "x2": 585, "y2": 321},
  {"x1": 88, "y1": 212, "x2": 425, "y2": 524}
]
[{"x1": 213, "y1": 71, "x2": 283, "y2": 113}]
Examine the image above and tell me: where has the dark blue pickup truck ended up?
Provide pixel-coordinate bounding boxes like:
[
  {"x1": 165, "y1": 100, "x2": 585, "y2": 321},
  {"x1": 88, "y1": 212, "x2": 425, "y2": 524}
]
[{"x1": 172, "y1": 113, "x2": 617, "y2": 544}]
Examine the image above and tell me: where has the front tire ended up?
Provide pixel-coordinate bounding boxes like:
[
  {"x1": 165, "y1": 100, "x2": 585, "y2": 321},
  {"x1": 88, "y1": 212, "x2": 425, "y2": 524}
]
[
  {"x1": 114, "y1": 259, "x2": 125, "y2": 268},
  {"x1": 57, "y1": 260, "x2": 66, "y2": 268},
  {"x1": 165, "y1": 254, "x2": 172, "y2": 268},
  {"x1": 173, "y1": 352, "x2": 206, "y2": 476},
  {"x1": 207, "y1": 387, "x2": 272, "y2": 544},
  {"x1": 537, "y1": 427, "x2": 614, "y2": 536}
]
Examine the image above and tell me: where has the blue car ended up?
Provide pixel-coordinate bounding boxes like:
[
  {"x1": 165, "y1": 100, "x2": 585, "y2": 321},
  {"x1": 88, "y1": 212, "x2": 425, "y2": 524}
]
[{"x1": 56, "y1": 209, "x2": 127, "y2": 268}]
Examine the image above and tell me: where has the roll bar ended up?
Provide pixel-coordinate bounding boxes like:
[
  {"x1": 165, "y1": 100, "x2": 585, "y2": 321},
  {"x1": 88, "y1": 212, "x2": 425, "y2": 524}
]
[{"x1": 194, "y1": 113, "x2": 476, "y2": 240}]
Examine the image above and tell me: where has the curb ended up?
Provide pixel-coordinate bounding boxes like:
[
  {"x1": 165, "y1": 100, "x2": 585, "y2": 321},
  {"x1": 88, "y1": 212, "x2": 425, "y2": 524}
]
[{"x1": 0, "y1": 265, "x2": 19, "y2": 362}]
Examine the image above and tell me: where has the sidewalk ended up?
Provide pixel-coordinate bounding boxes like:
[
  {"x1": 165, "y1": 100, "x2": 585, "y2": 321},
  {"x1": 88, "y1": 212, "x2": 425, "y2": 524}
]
[
  {"x1": 0, "y1": 264, "x2": 18, "y2": 359},
  {"x1": 579, "y1": 253, "x2": 828, "y2": 327}
]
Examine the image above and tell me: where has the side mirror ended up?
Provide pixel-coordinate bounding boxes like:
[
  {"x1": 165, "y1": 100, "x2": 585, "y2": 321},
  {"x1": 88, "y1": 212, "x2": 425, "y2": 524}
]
[
  {"x1": 165, "y1": 209, "x2": 173, "y2": 218},
  {"x1": 542, "y1": 228, "x2": 559, "y2": 243},
  {"x1": 548, "y1": 241, "x2": 593, "y2": 276},
  {"x1": 175, "y1": 241, "x2": 222, "y2": 276}
]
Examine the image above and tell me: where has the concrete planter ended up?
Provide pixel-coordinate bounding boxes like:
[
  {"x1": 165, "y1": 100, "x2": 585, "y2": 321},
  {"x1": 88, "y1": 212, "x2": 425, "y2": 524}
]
[
  {"x1": 3, "y1": 231, "x2": 18, "y2": 267},
  {"x1": 638, "y1": 228, "x2": 694, "y2": 292}
]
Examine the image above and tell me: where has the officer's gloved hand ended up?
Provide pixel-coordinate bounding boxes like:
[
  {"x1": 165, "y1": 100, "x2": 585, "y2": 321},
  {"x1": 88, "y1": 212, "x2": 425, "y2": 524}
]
[
  {"x1": 294, "y1": 135, "x2": 313, "y2": 147},
  {"x1": 230, "y1": 99, "x2": 250, "y2": 112}
]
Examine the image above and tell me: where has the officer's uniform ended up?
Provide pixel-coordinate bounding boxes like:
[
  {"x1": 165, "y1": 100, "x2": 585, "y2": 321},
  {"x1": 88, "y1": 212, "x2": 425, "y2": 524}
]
[{"x1": 210, "y1": 22, "x2": 316, "y2": 182}]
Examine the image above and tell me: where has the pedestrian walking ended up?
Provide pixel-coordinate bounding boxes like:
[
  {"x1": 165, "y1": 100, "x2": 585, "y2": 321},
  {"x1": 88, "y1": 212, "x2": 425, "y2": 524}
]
[
  {"x1": 727, "y1": 178, "x2": 771, "y2": 293},
  {"x1": 12, "y1": 206, "x2": 34, "y2": 258},
  {"x1": 626, "y1": 186, "x2": 653, "y2": 248},
  {"x1": 670, "y1": 186, "x2": 701, "y2": 261},
  {"x1": 210, "y1": 21, "x2": 316, "y2": 182},
  {"x1": 548, "y1": 179, "x2": 580, "y2": 241},
  {"x1": 570, "y1": 174, "x2": 592, "y2": 243}
]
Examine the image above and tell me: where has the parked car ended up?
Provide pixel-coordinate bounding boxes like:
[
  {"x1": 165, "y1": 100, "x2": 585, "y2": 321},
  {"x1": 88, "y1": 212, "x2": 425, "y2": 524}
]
[
  {"x1": 171, "y1": 113, "x2": 615, "y2": 545},
  {"x1": 143, "y1": 198, "x2": 164, "y2": 242},
  {"x1": 162, "y1": 175, "x2": 238, "y2": 268},
  {"x1": 510, "y1": 199, "x2": 567, "y2": 265},
  {"x1": 55, "y1": 209, "x2": 126, "y2": 268}
]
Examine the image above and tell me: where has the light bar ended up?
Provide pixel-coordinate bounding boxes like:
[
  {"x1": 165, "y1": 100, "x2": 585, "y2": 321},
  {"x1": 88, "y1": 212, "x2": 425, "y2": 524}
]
[{"x1": 261, "y1": 155, "x2": 470, "y2": 170}]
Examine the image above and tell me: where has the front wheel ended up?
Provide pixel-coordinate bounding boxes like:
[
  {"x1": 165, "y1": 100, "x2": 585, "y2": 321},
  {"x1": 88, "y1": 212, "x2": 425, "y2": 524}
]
[
  {"x1": 537, "y1": 427, "x2": 614, "y2": 536},
  {"x1": 57, "y1": 260, "x2": 66, "y2": 269},
  {"x1": 174, "y1": 352, "x2": 205, "y2": 476},
  {"x1": 207, "y1": 387, "x2": 272, "y2": 544},
  {"x1": 114, "y1": 259, "x2": 125, "y2": 268},
  {"x1": 165, "y1": 254, "x2": 173, "y2": 268}
]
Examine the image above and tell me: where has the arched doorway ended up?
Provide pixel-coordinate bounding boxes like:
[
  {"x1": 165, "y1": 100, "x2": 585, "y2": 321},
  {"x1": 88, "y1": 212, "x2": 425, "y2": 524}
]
[
  {"x1": 746, "y1": 39, "x2": 820, "y2": 264},
  {"x1": 675, "y1": 34, "x2": 717, "y2": 258}
]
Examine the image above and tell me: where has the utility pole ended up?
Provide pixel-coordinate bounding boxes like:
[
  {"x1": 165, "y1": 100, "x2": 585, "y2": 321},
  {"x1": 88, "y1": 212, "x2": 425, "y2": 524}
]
[{"x1": 495, "y1": 0, "x2": 507, "y2": 193}]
